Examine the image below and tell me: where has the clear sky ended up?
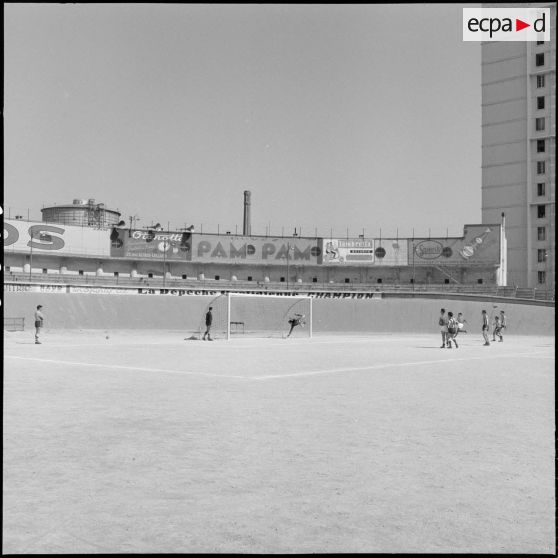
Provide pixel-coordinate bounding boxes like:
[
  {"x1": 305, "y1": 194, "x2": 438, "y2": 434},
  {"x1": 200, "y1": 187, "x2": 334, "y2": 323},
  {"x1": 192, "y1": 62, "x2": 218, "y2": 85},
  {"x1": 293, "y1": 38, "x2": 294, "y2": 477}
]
[{"x1": 4, "y1": 3, "x2": 481, "y2": 239}]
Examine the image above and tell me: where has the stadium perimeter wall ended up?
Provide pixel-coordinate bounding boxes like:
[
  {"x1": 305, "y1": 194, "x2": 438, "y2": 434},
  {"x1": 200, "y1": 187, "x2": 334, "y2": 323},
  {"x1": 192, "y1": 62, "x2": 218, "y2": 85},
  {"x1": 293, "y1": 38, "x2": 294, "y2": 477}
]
[{"x1": 3, "y1": 291, "x2": 554, "y2": 336}]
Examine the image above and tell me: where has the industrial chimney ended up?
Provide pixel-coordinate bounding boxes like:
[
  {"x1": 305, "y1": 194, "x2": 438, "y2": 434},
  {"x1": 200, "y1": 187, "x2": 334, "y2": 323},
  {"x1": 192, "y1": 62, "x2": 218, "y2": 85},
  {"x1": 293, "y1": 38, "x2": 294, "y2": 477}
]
[{"x1": 243, "y1": 190, "x2": 251, "y2": 236}]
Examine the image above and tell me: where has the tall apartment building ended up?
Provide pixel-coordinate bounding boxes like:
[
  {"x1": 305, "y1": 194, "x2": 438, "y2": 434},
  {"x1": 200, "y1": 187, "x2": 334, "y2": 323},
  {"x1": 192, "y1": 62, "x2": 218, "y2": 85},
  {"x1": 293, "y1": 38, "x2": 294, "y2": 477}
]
[{"x1": 481, "y1": 3, "x2": 555, "y2": 289}]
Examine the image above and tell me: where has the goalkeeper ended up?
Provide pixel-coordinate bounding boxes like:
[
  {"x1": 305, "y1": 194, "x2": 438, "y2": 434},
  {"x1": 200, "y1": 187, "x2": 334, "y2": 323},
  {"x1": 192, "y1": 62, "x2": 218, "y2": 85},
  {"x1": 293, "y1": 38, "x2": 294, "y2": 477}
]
[{"x1": 287, "y1": 313, "x2": 305, "y2": 337}]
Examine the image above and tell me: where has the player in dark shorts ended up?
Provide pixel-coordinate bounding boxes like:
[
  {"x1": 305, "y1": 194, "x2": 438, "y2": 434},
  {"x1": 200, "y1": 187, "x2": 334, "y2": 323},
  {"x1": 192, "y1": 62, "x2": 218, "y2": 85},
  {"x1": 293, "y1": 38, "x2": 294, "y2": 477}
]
[
  {"x1": 439, "y1": 308, "x2": 448, "y2": 348},
  {"x1": 34, "y1": 305, "x2": 44, "y2": 344},
  {"x1": 203, "y1": 307, "x2": 213, "y2": 341},
  {"x1": 287, "y1": 313, "x2": 305, "y2": 337},
  {"x1": 481, "y1": 310, "x2": 490, "y2": 346}
]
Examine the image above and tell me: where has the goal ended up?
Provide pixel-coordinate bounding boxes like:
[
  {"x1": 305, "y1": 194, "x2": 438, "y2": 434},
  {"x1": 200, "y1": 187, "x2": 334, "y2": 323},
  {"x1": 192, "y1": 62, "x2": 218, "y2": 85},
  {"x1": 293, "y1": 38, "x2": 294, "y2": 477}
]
[{"x1": 198, "y1": 293, "x2": 313, "y2": 340}]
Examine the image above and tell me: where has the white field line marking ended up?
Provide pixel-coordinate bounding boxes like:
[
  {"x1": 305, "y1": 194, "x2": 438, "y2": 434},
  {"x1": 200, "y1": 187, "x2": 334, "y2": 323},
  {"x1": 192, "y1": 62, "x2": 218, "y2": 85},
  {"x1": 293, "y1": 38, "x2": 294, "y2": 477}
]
[
  {"x1": 252, "y1": 351, "x2": 553, "y2": 380},
  {"x1": 5, "y1": 351, "x2": 552, "y2": 383},
  {"x1": 4, "y1": 356, "x2": 249, "y2": 380}
]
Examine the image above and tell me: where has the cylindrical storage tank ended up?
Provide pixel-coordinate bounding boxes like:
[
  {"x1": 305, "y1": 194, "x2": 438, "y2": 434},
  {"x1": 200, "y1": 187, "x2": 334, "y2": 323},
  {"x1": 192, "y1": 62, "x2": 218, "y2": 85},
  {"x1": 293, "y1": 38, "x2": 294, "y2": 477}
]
[{"x1": 41, "y1": 200, "x2": 121, "y2": 228}]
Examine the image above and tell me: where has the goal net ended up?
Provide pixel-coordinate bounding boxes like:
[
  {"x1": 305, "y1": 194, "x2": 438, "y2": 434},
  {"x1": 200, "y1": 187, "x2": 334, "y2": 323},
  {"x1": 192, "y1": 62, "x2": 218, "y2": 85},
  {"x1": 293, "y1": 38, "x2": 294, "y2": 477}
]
[{"x1": 197, "y1": 293, "x2": 312, "y2": 340}]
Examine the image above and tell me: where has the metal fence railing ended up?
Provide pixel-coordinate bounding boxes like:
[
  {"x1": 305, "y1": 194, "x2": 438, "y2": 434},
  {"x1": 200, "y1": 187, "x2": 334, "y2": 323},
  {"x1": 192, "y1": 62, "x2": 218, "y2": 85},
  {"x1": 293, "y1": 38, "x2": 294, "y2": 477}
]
[{"x1": 4, "y1": 317, "x2": 25, "y2": 331}]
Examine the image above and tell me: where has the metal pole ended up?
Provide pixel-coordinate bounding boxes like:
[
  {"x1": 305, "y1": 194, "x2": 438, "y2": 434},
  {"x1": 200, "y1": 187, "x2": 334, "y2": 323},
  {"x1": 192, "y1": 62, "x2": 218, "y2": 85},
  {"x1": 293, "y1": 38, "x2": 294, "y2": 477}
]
[
  {"x1": 287, "y1": 242, "x2": 290, "y2": 290},
  {"x1": 227, "y1": 293, "x2": 231, "y2": 340},
  {"x1": 29, "y1": 228, "x2": 33, "y2": 281},
  {"x1": 412, "y1": 228, "x2": 415, "y2": 291},
  {"x1": 309, "y1": 297, "x2": 313, "y2": 338},
  {"x1": 163, "y1": 236, "x2": 166, "y2": 289}
]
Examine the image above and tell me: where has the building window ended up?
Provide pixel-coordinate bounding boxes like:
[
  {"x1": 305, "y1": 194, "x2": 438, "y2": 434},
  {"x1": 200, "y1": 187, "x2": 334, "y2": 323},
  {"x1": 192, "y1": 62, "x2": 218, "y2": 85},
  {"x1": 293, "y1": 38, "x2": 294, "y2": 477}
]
[
  {"x1": 410, "y1": 278, "x2": 414, "y2": 284},
  {"x1": 537, "y1": 40, "x2": 545, "y2": 45},
  {"x1": 538, "y1": 271, "x2": 546, "y2": 284},
  {"x1": 477, "y1": 278, "x2": 483, "y2": 284},
  {"x1": 537, "y1": 96, "x2": 545, "y2": 110},
  {"x1": 537, "y1": 227, "x2": 546, "y2": 241},
  {"x1": 537, "y1": 139, "x2": 545, "y2": 153},
  {"x1": 537, "y1": 182, "x2": 546, "y2": 196},
  {"x1": 114, "y1": 271, "x2": 119, "y2": 277},
  {"x1": 537, "y1": 75, "x2": 545, "y2": 88},
  {"x1": 535, "y1": 117, "x2": 545, "y2": 131},
  {"x1": 535, "y1": 53, "x2": 544, "y2": 66},
  {"x1": 377, "y1": 278, "x2": 383, "y2": 284},
  {"x1": 181, "y1": 274, "x2": 187, "y2": 279},
  {"x1": 444, "y1": 278, "x2": 450, "y2": 284},
  {"x1": 148, "y1": 272, "x2": 153, "y2": 278},
  {"x1": 6, "y1": 266, "x2": 10, "y2": 272},
  {"x1": 247, "y1": 276, "x2": 252, "y2": 281},
  {"x1": 214, "y1": 275, "x2": 220, "y2": 281},
  {"x1": 537, "y1": 161, "x2": 546, "y2": 175},
  {"x1": 537, "y1": 205, "x2": 546, "y2": 218},
  {"x1": 280, "y1": 277, "x2": 285, "y2": 282},
  {"x1": 345, "y1": 278, "x2": 350, "y2": 283},
  {"x1": 78, "y1": 270, "x2": 84, "y2": 276},
  {"x1": 312, "y1": 277, "x2": 318, "y2": 283},
  {"x1": 42, "y1": 268, "x2": 48, "y2": 274},
  {"x1": 537, "y1": 249, "x2": 546, "y2": 263}
]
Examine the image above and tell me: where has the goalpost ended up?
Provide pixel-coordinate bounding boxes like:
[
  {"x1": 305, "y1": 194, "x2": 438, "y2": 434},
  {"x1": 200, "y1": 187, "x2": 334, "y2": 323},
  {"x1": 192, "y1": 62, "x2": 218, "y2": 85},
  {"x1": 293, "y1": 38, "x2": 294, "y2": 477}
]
[{"x1": 198, "y1": 293, "x2": 313, "y2": 340}]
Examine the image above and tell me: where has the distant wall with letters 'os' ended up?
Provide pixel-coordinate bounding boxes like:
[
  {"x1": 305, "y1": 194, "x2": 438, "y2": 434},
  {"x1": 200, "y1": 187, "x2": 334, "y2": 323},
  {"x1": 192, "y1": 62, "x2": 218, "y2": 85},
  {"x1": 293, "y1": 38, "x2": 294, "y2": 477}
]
[{"x1": 3, "y1": 289, "x2": 553, "y2": 335}]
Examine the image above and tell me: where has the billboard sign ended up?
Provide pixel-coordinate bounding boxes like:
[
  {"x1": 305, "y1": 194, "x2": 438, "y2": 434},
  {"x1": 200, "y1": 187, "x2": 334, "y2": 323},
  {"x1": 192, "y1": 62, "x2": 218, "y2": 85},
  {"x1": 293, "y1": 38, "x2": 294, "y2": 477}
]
[
  {"x1": 409, "y1": 225, "x2": 500, "y2": 266},
  {"x1": 372, "y1": 239, "x2": 408, "y2": 266},
  {"x1": 109, "y1": 228, "x2": 193, "y2": 260},
  {"x1": 3, "y1": 219, "x2": 111, "y2": 256},
  {"x1": 320, "y1": 238, "x2": 408, "y2": 265},
  {"x1": 191, "y1": 234, "x2": 321, "y2": 265},
  {"x1": 322, "y1": 239, "x2": 375, "y2": 264}
]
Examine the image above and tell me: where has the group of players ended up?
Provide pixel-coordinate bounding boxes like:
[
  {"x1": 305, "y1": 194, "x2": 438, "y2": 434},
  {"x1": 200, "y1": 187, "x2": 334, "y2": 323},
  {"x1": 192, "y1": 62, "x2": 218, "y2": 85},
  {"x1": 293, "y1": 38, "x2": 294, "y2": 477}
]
[
  {"x1": 33, "y1": 304, "x2": 509, "y2": 346},
  {"x1": 439, "y1": 307, "x2": 507, "y2": 348}
]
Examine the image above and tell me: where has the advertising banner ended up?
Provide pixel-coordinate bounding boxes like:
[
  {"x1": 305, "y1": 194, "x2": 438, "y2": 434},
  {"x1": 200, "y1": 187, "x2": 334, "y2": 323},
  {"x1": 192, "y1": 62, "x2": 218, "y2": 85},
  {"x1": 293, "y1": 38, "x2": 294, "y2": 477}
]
[
  {"x1": 4, "y1": 281, "x2": 384, "y2": 298},
  {"x1": 3, "y1": 219, "x2": 111, "y2": 257},
  {"x1": 322, "y1": 239, "x2": 375, "y2": 264},
  {"x1": 409, "y1": 224, "x2": 500, "y2": 266},
  {"x1": 320, "y1": 238, "x2": 408, "y2": 266},
  {"x1": 190, "y1": 234, "x2": 321, "y2": 265},
  {"x1": 109, "y1": 229, "x2": 193, "y2": 261},
  {"x1": 372, "y1": 240, "x2": 408, "y2": 266}
]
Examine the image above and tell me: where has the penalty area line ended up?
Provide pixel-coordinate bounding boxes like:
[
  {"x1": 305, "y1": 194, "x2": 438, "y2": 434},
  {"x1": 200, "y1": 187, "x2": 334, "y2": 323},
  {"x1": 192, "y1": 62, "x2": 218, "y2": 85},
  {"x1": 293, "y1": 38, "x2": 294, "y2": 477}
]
[
  {"x1": 252, "y1": 351, "x2": 551, "y2": 381},
  {"x1": 4, "y1": 356, "x2": 250, "y2": 380}
]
